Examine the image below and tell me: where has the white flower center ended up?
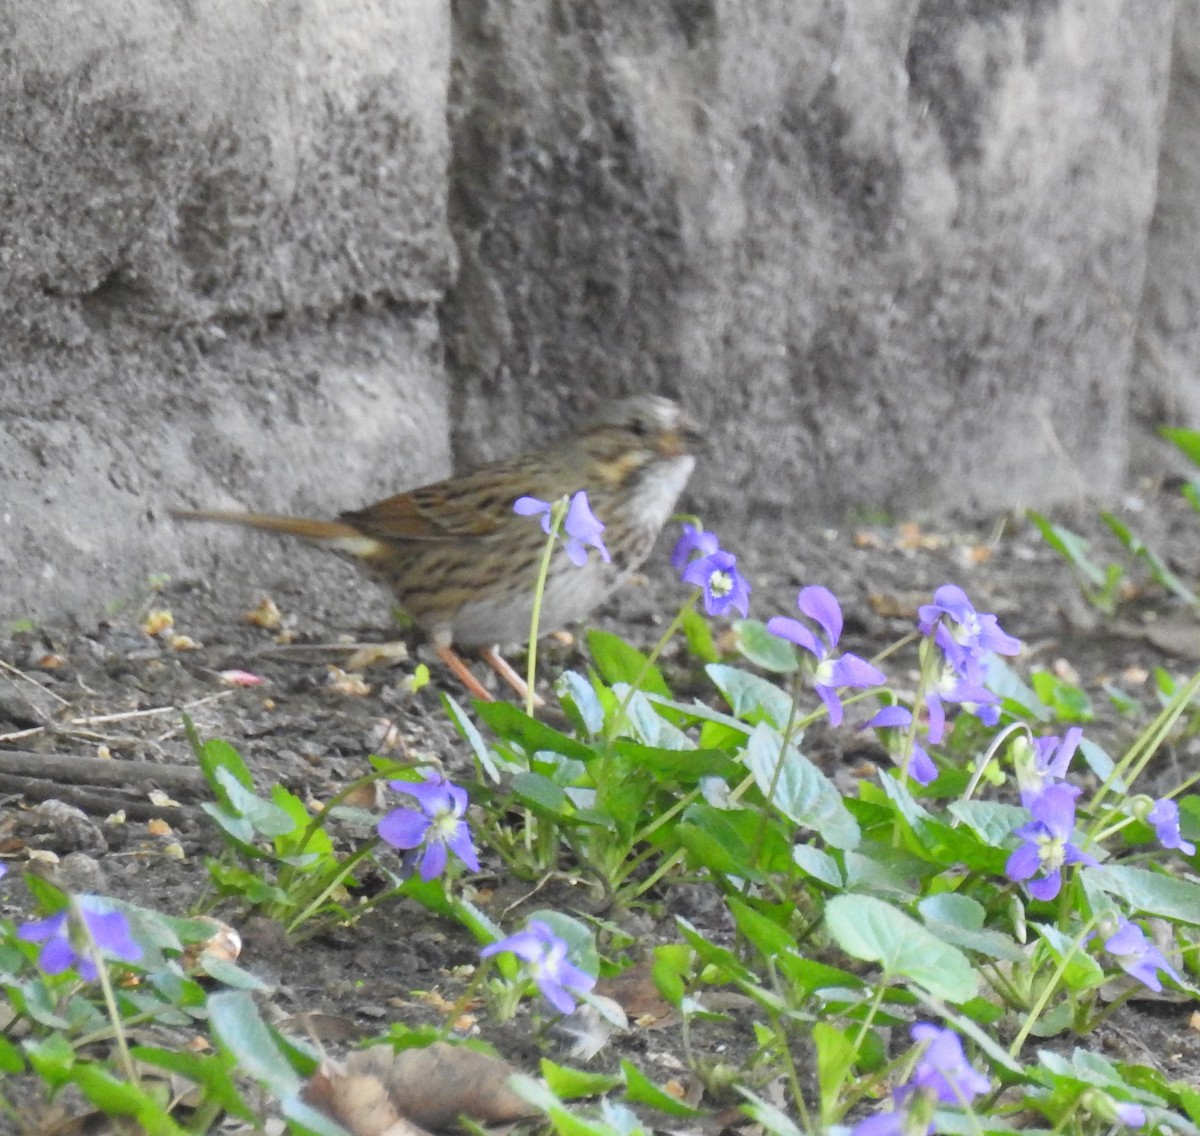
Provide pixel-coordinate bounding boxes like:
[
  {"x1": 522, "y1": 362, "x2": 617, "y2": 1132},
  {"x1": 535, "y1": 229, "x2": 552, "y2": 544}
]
[
  {"x1": 709, "y1": 570, "x2": 733, "y2": 598},
  {"x1": 1037, "y1": 833, "x2": 1066, "y2": 873}
]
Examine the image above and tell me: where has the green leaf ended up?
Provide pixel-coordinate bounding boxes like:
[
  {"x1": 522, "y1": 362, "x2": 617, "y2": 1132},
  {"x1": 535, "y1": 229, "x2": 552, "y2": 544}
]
[
  {"x1": 622, "y1": 1060, "x2": 703, "y2": 1116},
  {"x1": 813, "y1": 1022, "x2": 858, "y2": 1122},
  {"x1": 673, "y1": 803, "x2": 792, "y2": 878},
  {"x1": 1078, "y1": 738, "x2": 1120, "y2": 787},
  {"x1": 443, "y1": 694, "x2": 505, "y2": 781},
  {"x1": 0, "y1": 1036, "x2": 24, "y2": 1074},
  {"x1": 541, "y1": 1059, "x2": 621, "y2": 1099},
  {"x1": 206, "y1": 862, "x2": 290, "y2": 906},
  {"x1": 707, "y1": 664, "x2": 793, "y2": 729},
  {"x1": 24, "y1": 1033, "x2": 77, "y2": 1084},
  {"x1": 681, "y1": 607, "x2": 720, "y2": 663},
  {"x1": 987, "y1": 656, "x2": 1052, "y2": 722},
  {"x1": 727, "y1": 897, "x2": 798, "y2": 964},
  {"x1": 212, "y1": 767, "x2": 299, "y2": 837},
  {"x1": 1035, "y1": 924, "x2": 1105, "y2": 988},
  {"x1": 675, "y1": 918, "x2": 758, "y2": 987},
  {"x1": 738, "y1": 1088, "x2": 806, "y2": 1136},
  {"x1": 1161, "y1": 426, "x2": 1200, "y2": 466},
  {"x1": 651, "y1": 945, "x2": 692, "y2": 1006},
  {"x1": 1027, "y1": 513, "x2": 1108, "y2": 588},
  {"x1": 1089, "y1": 865, "x2": 1200, "y2": 925},
  {"x1": 62, "y1": 1065, "x2": 188, "y2": 1136},
  {"x1": 875, "y1": 769, "x2": 936, "y2": 830},
  {"x1": 512, "y1": 770, "x2": 569, "y2": 815},
  {"x1": 194, "y1": 735, "x2": 255, "y2": 808},
  {"x1": 510, "y1": 1075, "x2": 624, "y2": 1136},
  {"x1": 792, "y1": 844, "x2": 844, "y2": 887},
  {"x1": 1030, "y1": 670, "x2": 1094, "y2": 722},
  {"x1": 587, "y1": 630, "x2": 671, "y2": 697},
  {"x1": 555, "y1": 670, "x2": 606, "y2": 736},
  {"x1": 196, "y1": 952, "x2": 270, "y2": 991},
  {"x1": 841, "y1": 845, "x2": 931, "y2": 900},
  {"x1": 917, "y1": 894, "x2": 1026, "y2": 962},
  {"x1": 473, "y1": 700, "x2": 595, "y2": 761},
  {"x1": 619, "y1": 689, "x2": 692, "y2": 748},
  {"x1": 1103, "y1": 511, "x2": 1199, "y2": 604},
  {"x1": 735, "y1": 620, "x2": 800, "y2": 673},
  {"x1": 948, "y1": 799, "x2": 1029, "y2": 847},
  {"x1": 132, "y1": 1047, "x2": 253, "y2": 1121},
  {"x1": 825, "y1": 894, "x2": 979, "y2": 1002},
  {"x1": 778, "y1": 956, "x2": 866, "y2": 999},
  {"x1": 672, "y1": 810, "x2": 754, "y2": 877},
  {"x1": 612, "y1": 740, "x2": 738, "y2": 784},
  {"x1": 208, "y1": 989, "x2": 302, "y2": 1097},
  {"x1": 743, "y1": 723, "x2": 860, "y2": 850}
]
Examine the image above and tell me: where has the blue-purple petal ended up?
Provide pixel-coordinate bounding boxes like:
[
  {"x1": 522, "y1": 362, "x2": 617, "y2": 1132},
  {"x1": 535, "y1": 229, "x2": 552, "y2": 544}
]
[
  {"x1": 908, "y1": 746, "x2": 937, "y2": 786},
  {"x1": 766, "y1": 616, "x2": 823, "y2": 658},
  {"x1": 418, "y1": 840, "x2": 448, "y2": 881},
  {"x1": 1027, "y1": 870, "x2": 1062, "y2": 901},
  {"x1": 38, "y1": 936, "x2": 77, "y2": 976},
  {"x1": 1005, "y1": 843, "x2": 1040, "y2": 882},
  {"x1": 1030, "y1": 784, "x2": 1080, "y2": 838},
  {"x1": 797, "y1": 586, "x2": 843, "y2": 646},
  {"x1": 445, "y1": 822, "x2": 481, "y2": 873},
  {"x1": 377, "y1": 808, "x2": 430, "y2": 851},
  {"x1": 867, "y1": 705, "x2": 911, "y2": 729},
  {"x1": 829, "y1": 653, "x2": 886, "y2": 689},
  {"x1": 815, "y1": 684, "x2": 845, "y2": 727}
]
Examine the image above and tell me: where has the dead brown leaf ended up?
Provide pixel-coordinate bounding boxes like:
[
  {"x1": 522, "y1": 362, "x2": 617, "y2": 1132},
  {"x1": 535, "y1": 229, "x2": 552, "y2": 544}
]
[
  {"x1": 305, "y1": 1044, "x2": 536, "y2": 1133},
  {"x1": 244, "y1": 596, "x2": 284, "y2": 629},
  {"x1": 896, "y1": 522, "x2": 945, "y2": 550},
  {"x1": 867, "y1": 591, "x2": 921, "y2": 620},
  {"x1": 597, "y1": 961, "x2": 677, "y2": 1027},
  {"x1": 327, "y1": 666, "x2": 372, "y2": 697},
  {"x1": 142, "y1": 608, "x2": 174, "y2": 637},
  {"x1": 345, "y1": 642, "x2": 410, "y2": 671}
]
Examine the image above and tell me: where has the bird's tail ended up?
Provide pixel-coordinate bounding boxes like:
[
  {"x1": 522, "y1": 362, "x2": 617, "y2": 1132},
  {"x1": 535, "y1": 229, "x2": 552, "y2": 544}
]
[{"x1": 170, "y1": 509, "x2": 383, "y2": 557}]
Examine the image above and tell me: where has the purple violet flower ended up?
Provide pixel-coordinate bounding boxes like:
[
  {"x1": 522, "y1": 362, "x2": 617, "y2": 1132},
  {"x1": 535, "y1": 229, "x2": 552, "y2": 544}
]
[
  {"x1": 849, "y1": 1024, "x2": 990, "y2": 1136},
  {"x1": 768, "y1": 587, "x2": 886, "y2": 727},
  {"x1": 480, "y1": 920, "x2": 596, "y2": 1014},
  {"x1": 1015, "y1": 728, "x2": 1082, "y2": 807},
  {"x1": 1006, "y1": 784, "x2": 1098, "y2": 900},
  {"x1": 681, "y1": 548, "x2": 751, "y2": 618},
  {"x1": 924, "y1": 664, "x2": 1000, "y2": 745},
  {"x1": 918, "y1": 584, "x2": 1021, "y2": 683},
  {"x1": 907, "y1": 1023, "x2": 991, "y2": 1106},
  {"x1": 17, "y1": 898, "x2": 142, "y2": 981},
  {"x1": 378, "y1": 773, "x2": 481, "y2": 881},
  {"x1": 1103, "y1": 918, "x2": 1181, "y2": 993},
  {"x1": 847, "y1": 1114, "x2": 906, "y2": 1136},
  {"x1": 1148, "y1": 798, "x2": 1195, "y2": 856},
  {"x1": 513, "y1": 490, "x2": 611, "y2": 566},
  {"x1": 670, "y1": 522, "x2": 720, "y2": 571},
  {"x1": 865, "y1": 705, "x2": 937, "y2": 786},
  {"x1": 1113, "y1": 1102, "x2": 1147, "y2": 1128}
]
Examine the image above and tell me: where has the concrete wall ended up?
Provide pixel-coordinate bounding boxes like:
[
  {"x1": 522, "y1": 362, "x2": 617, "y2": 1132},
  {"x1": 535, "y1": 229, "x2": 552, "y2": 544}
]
[{"x1": 0, "y1": 1, "x2": 1192, "y2": 622}]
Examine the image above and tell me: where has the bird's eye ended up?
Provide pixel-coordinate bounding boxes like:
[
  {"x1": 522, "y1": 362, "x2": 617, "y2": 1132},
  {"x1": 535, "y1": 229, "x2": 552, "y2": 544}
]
[{"x1": 629, "y1": 417, "x2": 651, "y2": 438}]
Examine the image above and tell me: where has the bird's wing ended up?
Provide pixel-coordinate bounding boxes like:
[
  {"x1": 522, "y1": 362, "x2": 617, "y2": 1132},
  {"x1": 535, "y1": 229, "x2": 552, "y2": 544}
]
[{"x1": 339, "y1": 469, "x2": 524, "y2": 543}]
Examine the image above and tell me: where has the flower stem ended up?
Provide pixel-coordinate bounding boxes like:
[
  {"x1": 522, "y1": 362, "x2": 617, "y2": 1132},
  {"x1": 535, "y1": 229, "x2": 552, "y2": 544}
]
[
  {"x1": 607, "y1": 591, "x2": 699, "y2": 741},
  {"x1": 525, "y1": 502, "x2": 568, "y2": 717}
]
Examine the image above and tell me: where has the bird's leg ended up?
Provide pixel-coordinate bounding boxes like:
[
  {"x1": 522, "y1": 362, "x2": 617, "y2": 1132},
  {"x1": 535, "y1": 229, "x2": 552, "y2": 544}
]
[
  {"x1": 480, "y1": 646, "x2": 545, "y2": 708},
  {"x1": 434, "y1": 643, "x2": 495, "y2": 702}
]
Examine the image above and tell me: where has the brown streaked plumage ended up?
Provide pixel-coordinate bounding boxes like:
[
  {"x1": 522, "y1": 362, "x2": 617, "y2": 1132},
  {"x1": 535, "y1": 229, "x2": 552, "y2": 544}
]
[{"x1": 172, "y1": 395, "x2": 700, "y2": 700}]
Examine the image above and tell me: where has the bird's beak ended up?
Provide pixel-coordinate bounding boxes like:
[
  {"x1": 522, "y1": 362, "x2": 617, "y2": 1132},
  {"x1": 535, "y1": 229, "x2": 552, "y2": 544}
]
[{"x1": 658, "y1": 413, "x2": 703, "y2": 458}]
